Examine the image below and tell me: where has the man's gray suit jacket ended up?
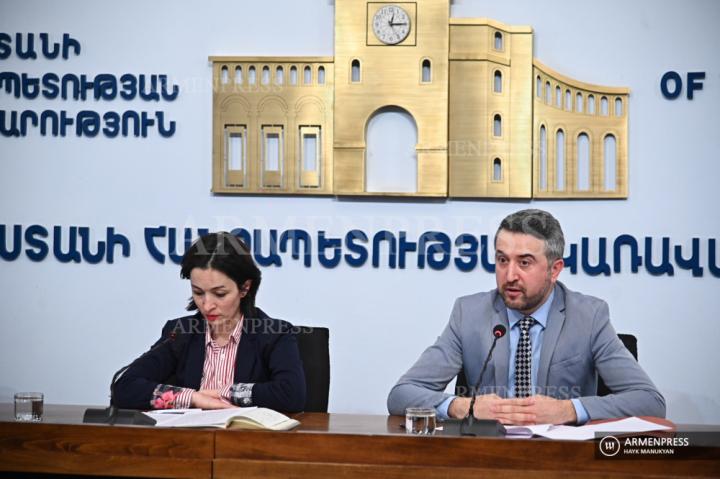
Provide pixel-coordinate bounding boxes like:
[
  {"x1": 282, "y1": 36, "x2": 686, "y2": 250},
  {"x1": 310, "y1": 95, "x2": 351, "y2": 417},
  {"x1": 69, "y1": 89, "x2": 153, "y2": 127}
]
[{"x1": 387, "y1": 282, "x2": 666, "y2": 421}]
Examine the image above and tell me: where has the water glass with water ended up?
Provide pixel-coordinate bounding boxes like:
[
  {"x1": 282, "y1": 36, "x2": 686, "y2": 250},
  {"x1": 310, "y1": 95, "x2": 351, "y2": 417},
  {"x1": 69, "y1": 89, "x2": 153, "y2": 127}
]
[
  {"x1": 405, "y1": 407, "x2": 436, "y2": 435},
  {"x1": 14, "y1": 392, "x2": 43, "y2": 422}
]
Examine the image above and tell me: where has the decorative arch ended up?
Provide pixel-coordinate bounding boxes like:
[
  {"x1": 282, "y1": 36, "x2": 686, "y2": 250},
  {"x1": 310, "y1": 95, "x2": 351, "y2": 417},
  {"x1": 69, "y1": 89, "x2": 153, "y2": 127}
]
[
  {"x1": 575, "y1": 131, "x2": 592, "y2": 191},
  {"x1": 294, "y1": 95, "x2": 326, "y2": 115},
  {"x1": 555, "y1": 127, "x2": 566, "y2": 191},
  {"x1": 603, "y1": 132, "x2": 617, "y2": 191},
  {"x1": 538, "y1": 122, "x2": 548, "y2": 191},
  {"x1": 220, "y1": 96, "x2": 252, "y2": 113},
  {"x1": 257, "y1": 95, "x2": 289, "y2": 114},
  {"x1": 364, "y1": 105, "x2": 418, "y2": 193}
]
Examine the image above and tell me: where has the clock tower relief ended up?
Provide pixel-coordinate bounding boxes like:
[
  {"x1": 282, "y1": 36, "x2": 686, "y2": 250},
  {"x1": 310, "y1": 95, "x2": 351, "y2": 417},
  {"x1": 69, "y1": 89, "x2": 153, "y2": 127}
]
[{"x1": 333, "y1": 0, "x2": 450, "y2": 196}]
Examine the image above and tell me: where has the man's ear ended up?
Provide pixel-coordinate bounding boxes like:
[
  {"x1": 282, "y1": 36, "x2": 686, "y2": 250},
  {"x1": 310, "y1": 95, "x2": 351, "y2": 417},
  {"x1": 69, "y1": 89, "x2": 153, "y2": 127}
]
[{"x1": 550, "y1": 258, "x2": 564, "y2": 281}]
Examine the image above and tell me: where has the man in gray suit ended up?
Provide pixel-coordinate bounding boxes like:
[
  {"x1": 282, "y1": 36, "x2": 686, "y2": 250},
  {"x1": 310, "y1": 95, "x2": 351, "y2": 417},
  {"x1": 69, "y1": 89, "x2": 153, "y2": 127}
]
[{"x1": 387, "y1": 209, "x2": 665, "y2": 425}]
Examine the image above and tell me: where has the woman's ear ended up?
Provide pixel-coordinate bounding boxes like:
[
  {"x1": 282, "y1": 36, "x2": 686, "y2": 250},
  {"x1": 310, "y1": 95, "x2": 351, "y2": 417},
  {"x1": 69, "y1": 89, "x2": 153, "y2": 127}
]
[{"x1": 240, "y1": 280, "x2": 252, "y2": 296}]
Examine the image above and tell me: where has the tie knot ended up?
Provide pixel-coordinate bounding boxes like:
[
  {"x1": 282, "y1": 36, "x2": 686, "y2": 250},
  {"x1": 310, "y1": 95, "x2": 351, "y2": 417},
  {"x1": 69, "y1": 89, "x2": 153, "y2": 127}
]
[{"x1": 519, "y1": 316, "x2": 535, "y2": 332}]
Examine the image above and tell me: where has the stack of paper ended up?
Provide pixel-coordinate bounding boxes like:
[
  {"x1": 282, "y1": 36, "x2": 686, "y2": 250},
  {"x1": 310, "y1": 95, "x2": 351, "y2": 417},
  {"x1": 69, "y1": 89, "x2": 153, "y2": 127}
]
[{"x1": 505, "y1": 417, "x2": 670, "y2": 441}]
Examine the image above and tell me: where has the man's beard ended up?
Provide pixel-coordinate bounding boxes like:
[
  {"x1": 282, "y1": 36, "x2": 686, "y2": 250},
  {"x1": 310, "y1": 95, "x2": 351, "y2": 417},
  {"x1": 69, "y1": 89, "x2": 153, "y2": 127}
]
[{"x1": 500, "y1": 273, "x2": 554, "y2": 314}]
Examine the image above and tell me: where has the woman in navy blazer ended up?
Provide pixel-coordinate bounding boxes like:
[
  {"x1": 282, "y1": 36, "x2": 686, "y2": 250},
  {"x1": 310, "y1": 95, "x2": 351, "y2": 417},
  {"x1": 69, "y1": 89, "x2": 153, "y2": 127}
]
[{"x1": 114, "y1": 232, "x2": 306, "y2": 412}]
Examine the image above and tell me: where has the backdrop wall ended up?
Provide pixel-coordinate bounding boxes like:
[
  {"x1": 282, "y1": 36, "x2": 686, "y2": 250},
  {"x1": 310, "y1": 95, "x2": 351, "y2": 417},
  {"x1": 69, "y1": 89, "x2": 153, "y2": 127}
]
[{"x1": 1, "y1": 0, "x2": 718, "y2": 423}]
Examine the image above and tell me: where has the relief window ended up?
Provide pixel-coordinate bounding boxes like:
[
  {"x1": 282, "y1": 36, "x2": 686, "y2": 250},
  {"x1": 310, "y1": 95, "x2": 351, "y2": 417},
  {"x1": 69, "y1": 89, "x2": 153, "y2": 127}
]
[
  {"x1": 556, "y1": 129, "x2": 565, "y2": 191},
  {"x1": 494, "y1": 31, "x2": 503, "y2": 50},
  {"x1": 494, "y1": 70, "x2": 502, "y2": 93},
  {"x1": 604, "y1": 134, "x2": 617, "y2": 191},
  {"x1": 422, "y1": 59, "x2": 432, "y2": 83},
  {"x1": 539, "y1": 125, "x2": 547, "y2": 190},
  {"x1": 493, "y1": 158, "x2": 502, "y2": 182},
  {"x1": 615, "y1": 97, "x2": 623, "y2": 116},
  {"x1": 261, "y1": 125, "x2": 284, "y2": 188},
  {"x1": 588, "y1": 95, "x2": 596, "y2": 114},
  {"x1": 299, "y1": 126, "x2": 322, "y2": 188},
  {"x1": 545, "y1": 81, "x2": 552, "y2": 104},
  {"x1": 224, "y1": 125, "x2": 246, "y2": 187},
  {"x1": 556, "y1": 86, "x2": 562, "y2": 108},
  {"x1": 493, "y1": 114, "x2": 502, "y2": 137},
  {"x1": 577, "y1": 133, "x2": 590, "y2": 191},
  {"x1": 351, "y1": 59, "x2": 361, "y2": 82}
]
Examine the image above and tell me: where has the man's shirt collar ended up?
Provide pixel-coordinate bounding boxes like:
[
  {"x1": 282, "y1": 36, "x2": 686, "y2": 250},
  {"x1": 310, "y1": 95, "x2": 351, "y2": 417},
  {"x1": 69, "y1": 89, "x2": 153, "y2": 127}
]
[{"x1": 506, "y1": 287, "x2": 555, "y2": 330}]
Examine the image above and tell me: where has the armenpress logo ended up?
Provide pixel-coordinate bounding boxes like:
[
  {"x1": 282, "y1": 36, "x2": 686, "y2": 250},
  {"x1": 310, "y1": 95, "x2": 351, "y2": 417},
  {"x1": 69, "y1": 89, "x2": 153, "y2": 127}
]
[{"x1": 599, "y1": 435, "x2": 621, "y2": 457}]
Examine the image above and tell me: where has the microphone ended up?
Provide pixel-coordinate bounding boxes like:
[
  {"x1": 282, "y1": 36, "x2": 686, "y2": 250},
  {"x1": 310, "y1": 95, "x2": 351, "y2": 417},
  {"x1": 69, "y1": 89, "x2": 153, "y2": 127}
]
[
  {"x1": 443, "y1": 324, "x2": 507, "y2": 437},
  {"x1": 83, "y1": 329, "x2": 181, "y2": 426},
  {"x1": 493, "y1": 324, "x2": 507, "y2": 338},
  {"x1": 461, "y1": 325, "x2": 506, "y2": 436}
]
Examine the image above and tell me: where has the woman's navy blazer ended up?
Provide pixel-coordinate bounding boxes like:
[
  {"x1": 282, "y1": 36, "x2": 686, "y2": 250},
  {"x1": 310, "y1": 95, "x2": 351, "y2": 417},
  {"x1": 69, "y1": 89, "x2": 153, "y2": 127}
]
[{"x1": 113, "y1": 309, "x2": 306, "y2": 412}]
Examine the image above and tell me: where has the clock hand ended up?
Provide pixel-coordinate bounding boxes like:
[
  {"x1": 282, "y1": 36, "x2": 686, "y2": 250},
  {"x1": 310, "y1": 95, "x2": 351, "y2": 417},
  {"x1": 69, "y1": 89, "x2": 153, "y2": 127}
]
[{"x1": 390, "y1": 22, "x2": 408, "y2": 26}]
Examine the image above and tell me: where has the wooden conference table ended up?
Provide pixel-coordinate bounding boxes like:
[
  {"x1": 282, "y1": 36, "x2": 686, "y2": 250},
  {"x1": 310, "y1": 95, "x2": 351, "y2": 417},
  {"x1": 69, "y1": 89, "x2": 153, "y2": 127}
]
[{"x1": 0, "y1": 404, "x2": 718, "y2": 478}]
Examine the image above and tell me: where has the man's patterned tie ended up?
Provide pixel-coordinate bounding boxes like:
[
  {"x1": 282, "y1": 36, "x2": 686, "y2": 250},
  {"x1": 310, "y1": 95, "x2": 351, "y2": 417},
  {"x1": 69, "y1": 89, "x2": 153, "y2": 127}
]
[{"x1": 514, "y1": 316, "x2": 535, "y2": 398}]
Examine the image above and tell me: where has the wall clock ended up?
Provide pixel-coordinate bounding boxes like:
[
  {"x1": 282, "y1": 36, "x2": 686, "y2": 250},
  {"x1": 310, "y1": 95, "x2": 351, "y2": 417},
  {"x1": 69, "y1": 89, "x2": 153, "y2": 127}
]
[{"x1": 372, "y1": 5, "x2": 411, "y2": 45}]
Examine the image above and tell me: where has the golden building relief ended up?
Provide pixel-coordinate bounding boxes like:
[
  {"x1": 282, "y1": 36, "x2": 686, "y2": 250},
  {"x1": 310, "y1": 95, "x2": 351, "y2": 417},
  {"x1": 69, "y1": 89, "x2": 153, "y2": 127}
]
[{"x1": 210, "y1": 0, "x2": 628, "y2": 199}]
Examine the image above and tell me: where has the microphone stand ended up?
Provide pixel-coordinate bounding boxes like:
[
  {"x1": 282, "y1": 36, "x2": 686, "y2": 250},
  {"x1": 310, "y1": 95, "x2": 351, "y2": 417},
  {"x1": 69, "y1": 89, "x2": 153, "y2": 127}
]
[
  {"x1": 83, "y1": 333, "x2": 180, "y2": 426},
  {"x1": 83, "y1": 368, "x2": 157, "y2": 426},
  {"x1": 443, "y1": 327, "x2": 506, "y2": 437}
]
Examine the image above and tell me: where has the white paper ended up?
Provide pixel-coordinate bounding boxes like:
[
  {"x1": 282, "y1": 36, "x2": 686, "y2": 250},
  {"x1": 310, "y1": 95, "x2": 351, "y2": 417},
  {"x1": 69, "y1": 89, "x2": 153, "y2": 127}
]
[
  {"x1": 504, "y1": 423, "x2": 553, "y2": 437},
  {"x1": 536, "y1": 417, "x2": 671, "y2": 441},
  {"x1": 143, "y1": 408, "x2": 203, "y2": 426},
  {"x1": 538, "y1": 424, "x2": 597, "y2": 441},
  {"x1": 149, "y1": 408, "x2": 201, "y2": 415}
]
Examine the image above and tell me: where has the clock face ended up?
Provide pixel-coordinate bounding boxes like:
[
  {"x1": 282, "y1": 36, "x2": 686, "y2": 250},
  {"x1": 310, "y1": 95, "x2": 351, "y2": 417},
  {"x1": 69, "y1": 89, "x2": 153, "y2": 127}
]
[{"x1": 372, "y1": 5, "x2": 411, "y2": 45}]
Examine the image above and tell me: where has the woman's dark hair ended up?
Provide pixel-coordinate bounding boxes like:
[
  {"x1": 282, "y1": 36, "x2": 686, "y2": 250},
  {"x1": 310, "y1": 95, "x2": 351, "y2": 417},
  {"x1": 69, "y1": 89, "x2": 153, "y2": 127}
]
[{"x1": 180, "y1": 232, "x2": 261, "y2": 318}]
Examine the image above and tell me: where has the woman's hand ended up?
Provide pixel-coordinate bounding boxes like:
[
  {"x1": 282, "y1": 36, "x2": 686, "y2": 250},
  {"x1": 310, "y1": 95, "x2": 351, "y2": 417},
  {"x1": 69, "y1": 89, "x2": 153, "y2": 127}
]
[
  {"x1": 197, "y1": 389, "x2": 223, "y2": 399},
  {"x1": 191, "y1": 390, "x2": 234, "y2": 409}
]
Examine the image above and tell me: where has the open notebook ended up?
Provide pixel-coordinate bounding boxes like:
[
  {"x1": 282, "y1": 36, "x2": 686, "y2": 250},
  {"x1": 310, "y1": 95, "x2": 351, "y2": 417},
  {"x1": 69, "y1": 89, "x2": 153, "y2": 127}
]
[{"x1": 144, "y1": 407, "x2": 300, "y2": 431}]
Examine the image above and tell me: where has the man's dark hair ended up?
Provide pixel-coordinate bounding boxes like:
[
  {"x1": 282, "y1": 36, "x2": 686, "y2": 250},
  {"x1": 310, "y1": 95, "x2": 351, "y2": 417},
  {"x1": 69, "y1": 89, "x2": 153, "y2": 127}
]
[
  {"x1": 180, "y1": 232, "x2": 261, "y2": 318},
  {"x1": 494, "y1": 209, "x2": 565, "y2": 262}
]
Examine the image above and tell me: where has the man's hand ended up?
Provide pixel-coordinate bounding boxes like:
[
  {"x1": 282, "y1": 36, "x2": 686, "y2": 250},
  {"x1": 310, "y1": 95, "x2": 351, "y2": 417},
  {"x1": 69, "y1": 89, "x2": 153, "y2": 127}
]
[
  {"x1": 447, "y1": 396, "x2": 471, "y2": 419},
  {"x1": 448, "y1": 394, "x2": 513, "y2": 420},
  {"x1": 191, "y1": 390, "x2": 234, "y2": 409},
  {"x1": 491, "y1": 395, "x2": 577, "y2": 425},
  {"x1": 448, "y1": 394, "x2": 577, "y2": 425}
]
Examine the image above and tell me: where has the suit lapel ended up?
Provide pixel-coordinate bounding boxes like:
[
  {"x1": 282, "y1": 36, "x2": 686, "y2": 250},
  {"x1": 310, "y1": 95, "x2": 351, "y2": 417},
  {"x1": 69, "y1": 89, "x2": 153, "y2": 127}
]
[
  {"x1": 234, "y1": 320, "x2": 259, "y2": 382},
  {"x1": 536, "y1": 284, "x2": 566, "y2": 389},
  {"x1": 492, "y1": 293, "x2": 511, "y2": 397},
  {"x1": 186, "y1": 318, "x2": 206, "y2": 389}
]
